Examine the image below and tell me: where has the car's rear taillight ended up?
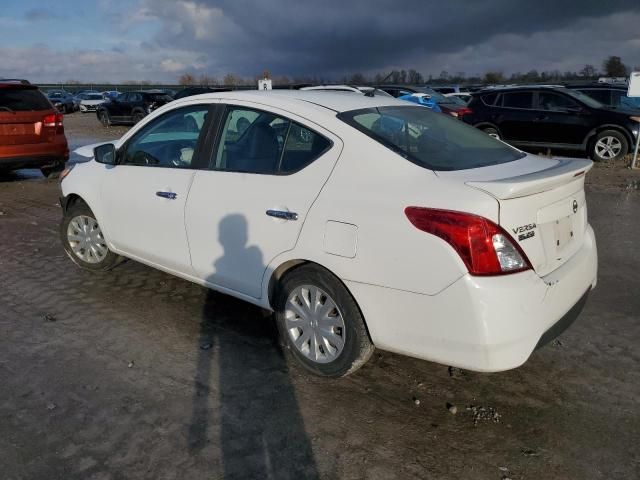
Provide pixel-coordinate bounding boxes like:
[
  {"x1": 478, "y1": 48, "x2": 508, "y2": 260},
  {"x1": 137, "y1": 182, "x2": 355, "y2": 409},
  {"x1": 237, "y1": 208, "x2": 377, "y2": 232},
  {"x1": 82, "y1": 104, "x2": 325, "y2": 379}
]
[
  {"x1": 404, "y1": 207, "x2": 532, "y2": 276},
  {"x1": 456, "y1": 107, "x2": 472, "y2": 117},
  {"x1": 43, "y1": 113, "x2": 63, "y2": 128}
]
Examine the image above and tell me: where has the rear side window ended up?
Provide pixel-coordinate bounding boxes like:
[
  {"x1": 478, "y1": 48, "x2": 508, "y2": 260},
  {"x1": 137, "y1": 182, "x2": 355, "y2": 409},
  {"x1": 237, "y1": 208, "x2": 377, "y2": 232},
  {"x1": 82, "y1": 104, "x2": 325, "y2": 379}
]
[
  {"x1": 579, "y1": 89, "x2": 610, "y2": 105},
  {"x1": 502, "y1": 92, "x2": 533, "y2": 109},
  {"x1": 212, "y1": 106, "x2": 331, "y2": 175},
  {"x1": 480, "y1": 93, "x2": 498, "y2": 106},
  {"x1": 0, "y1": 89, "x2": 51, "y2": 111},
  {"x1": 338, "y1": 106, "x2": 526, "y2": 171}
]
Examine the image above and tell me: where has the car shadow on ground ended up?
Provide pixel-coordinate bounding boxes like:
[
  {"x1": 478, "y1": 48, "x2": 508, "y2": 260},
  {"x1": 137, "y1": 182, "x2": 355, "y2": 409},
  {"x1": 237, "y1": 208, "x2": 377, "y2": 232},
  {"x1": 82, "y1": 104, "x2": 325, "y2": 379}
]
[{"x1": 188, "y1": 213, "x2": 319, "y2": 479}]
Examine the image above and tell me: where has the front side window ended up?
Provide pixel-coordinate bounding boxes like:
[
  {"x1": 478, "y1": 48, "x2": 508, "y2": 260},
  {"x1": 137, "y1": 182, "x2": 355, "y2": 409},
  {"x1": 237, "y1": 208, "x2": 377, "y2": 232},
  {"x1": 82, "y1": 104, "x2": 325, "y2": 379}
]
[
  {"x1": 536, "y1": 92, "x2": 579, "y2": 111},
  {"x1": 338, "y1": 105, "x2": 526, "y2": 171},
  {"x1": 502, "y1": 92, "x2": 533, "y2": 109},
  {"x1": 212, "y1": 106, "x2": 331, "y2": 174},
  {"x1": 121, "y1": 105, "x2": 209, "y2": 168}
]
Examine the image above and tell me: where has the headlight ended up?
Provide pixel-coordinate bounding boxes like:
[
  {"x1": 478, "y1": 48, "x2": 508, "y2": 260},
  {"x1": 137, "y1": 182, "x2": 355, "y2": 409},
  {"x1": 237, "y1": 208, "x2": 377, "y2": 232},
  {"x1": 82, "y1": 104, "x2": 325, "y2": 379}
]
[{"x1": 60, "y1": 163, "x2": 75, "y2": 182}]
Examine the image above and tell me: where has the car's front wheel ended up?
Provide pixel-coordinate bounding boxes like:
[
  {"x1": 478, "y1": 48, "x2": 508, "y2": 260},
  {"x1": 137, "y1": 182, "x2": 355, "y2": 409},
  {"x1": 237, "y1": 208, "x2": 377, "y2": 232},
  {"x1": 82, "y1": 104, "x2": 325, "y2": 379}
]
[
  {"x1": 40, "y1": 163, "x2": 65, "y2": 179},
  {"x1": 275, "y1": 264, "x2": 374, "y2": 377},
  {"x1": 60, "y1": 202, "x2": 121, "y2": 271},
  {"x1": 591, "y1": 129, "x2": 629, "y2": 162},
  {"x1": 132, "y1": 111, "x2": 145, "y2": 124},
  {"x1": 98, "y1": 110, "x2": 111, "y2": 127}
]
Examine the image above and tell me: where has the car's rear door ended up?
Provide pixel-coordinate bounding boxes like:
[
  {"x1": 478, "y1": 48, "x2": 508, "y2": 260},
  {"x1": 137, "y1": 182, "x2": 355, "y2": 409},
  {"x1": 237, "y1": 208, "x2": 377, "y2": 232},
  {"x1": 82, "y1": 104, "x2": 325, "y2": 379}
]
[
  {"x1": 185, "y1": 101, "x2": 341, "y2": 298},
  {"x1": 100, "y1": 103, "x2": 214, "y2": 274},
  {"x1": 494, "y1": 91, "x2": 538, "y2": 142}
]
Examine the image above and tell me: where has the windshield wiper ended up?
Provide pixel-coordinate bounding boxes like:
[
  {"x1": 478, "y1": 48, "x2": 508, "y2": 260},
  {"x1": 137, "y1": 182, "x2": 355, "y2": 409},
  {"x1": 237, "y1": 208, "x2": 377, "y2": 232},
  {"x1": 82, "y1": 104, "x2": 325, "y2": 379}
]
[{"x1": 0, "y1": 106, "x2": 16, "y2": 113}]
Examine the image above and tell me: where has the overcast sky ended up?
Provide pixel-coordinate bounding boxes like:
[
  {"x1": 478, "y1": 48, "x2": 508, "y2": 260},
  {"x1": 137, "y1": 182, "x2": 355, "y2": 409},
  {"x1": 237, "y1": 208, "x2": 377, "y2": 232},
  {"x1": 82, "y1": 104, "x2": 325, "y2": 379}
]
[{"x1": 1, "y1": 0, "x2": 639, "y2": 83}]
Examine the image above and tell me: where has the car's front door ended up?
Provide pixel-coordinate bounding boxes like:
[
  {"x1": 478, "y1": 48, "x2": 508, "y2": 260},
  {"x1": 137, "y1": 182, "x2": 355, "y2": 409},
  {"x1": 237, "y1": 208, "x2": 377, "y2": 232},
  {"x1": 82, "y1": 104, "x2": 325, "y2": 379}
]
[
  {"x1": 101, "y1": 103, "x2": 213, "y2": 274},
  {"x1": 108, "y1": 93, "x2": 129, "y2": 122},
  {"x1": 533, "y1": 92, "x2": 593, "y2": 145},
  {"x1": 185, "y1": 102, "x2": 341, "y2": 298}
]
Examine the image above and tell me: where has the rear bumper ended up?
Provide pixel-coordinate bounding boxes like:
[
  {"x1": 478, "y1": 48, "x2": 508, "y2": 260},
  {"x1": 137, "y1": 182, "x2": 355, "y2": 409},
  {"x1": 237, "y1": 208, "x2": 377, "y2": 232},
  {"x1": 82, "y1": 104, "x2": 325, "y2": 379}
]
[
  {"x1": 346, "y1": 224, "x2": 598, "y2": 372},
  {"x1": 0, "y1": 138, "x2": 69, "y2": 170}
]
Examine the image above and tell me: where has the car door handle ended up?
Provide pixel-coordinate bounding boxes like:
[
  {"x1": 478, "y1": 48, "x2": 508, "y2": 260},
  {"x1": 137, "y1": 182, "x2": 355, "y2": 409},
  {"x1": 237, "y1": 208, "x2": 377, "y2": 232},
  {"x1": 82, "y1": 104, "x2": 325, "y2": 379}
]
[
  {"x1": 266, "y1": 209, "x2": 298, "y2": 221},
  {"x1": 533, "y1": 115, "x2": 550, "y2": 122},
  {"x1": 156, "y1": 191, "x2": 177, "y2": 200}
]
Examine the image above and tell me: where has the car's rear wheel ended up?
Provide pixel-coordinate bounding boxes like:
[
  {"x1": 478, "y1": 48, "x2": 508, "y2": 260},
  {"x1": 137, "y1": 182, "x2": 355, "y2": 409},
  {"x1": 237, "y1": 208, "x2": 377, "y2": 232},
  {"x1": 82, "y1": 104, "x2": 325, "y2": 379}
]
[
  {"x1": 591, "y1": 130, "x2": 629, "y2": 162},
  {"x1": 482, "y1": 126, "x2": 501, "y2": 140},
  {"x1": 40, "y1": 163, "x2": 65, "y2": 179},
  {"x1": 274, "y1": 264, "x2": 374, "y2": 377},
  {"x1": 132, "y1": 111, "x2": 145, "y2": 124},
  {"x1": 60, "y1": 202, "x2": 121, "y2": 271}
]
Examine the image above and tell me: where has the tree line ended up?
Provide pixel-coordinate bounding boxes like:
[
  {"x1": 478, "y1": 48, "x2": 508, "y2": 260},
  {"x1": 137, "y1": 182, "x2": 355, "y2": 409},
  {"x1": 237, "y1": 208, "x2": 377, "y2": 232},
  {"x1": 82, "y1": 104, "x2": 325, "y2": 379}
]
[{"x1": 178, "y1": 56, "x2": 637, "y2": 87}]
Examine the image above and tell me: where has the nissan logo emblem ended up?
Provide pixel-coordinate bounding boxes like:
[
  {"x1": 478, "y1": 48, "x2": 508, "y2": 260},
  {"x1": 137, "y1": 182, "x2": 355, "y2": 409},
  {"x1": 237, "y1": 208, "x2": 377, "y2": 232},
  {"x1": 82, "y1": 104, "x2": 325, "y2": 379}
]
[{"x1": 572, "y1": 200, "x2": 578, "y2": 214}]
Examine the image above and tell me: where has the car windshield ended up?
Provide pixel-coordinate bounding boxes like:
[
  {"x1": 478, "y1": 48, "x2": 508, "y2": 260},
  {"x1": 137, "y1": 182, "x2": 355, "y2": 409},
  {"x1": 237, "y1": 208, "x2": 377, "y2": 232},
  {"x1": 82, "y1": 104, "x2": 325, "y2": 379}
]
[
  {"x1": 564, "y1": 89, "x2": 603, "y2": 109},
  {"x1": 338, "y1": 106, "x2": 526, "y2": 171},
  {"x1": 86, "y1": 94, "x2": 103, "y2": 100}
]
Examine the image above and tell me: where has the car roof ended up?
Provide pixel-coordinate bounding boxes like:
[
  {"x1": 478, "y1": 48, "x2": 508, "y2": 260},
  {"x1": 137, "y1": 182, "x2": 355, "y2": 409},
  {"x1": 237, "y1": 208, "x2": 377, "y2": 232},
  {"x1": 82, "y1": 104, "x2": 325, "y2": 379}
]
[
  {"x1": 180, "y1": 89, "x2": 404, "y2": 113},
  {"x1": 564, "y1": 83, "x2": 627, "y2": 90}
]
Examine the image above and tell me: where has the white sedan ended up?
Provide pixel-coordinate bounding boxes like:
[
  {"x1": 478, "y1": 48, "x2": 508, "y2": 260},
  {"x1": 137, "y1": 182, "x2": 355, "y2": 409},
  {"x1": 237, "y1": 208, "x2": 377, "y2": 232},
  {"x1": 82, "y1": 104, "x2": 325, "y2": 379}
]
[{"x1": 59, "y1": 91, "x2": 597, "y2": 377}]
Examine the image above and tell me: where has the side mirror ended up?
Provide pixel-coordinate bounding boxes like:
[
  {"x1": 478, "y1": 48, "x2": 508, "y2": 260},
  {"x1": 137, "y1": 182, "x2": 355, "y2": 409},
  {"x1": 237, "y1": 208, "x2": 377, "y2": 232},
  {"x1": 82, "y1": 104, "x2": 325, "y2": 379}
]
[{"x1": 94, "y1": 143, "x2": 117, "y2": 165}]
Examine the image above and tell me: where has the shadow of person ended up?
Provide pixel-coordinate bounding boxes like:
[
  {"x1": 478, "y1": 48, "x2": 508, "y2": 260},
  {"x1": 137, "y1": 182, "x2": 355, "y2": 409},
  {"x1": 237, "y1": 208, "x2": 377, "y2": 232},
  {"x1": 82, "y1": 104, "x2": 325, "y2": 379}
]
[{"x1": 188, "y1": 213, "x2": 319, "y2": 479}]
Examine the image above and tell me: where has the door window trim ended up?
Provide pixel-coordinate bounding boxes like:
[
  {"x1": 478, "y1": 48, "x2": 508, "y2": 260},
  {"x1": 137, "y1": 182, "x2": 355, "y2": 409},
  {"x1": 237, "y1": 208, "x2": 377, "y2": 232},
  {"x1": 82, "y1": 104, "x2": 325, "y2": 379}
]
[
  {"x1": 116, "y1": 103, "x2": 217, "y2": 170},
  {"x1": 206, "y1": 104, "x2": 333, "y2": 176}
]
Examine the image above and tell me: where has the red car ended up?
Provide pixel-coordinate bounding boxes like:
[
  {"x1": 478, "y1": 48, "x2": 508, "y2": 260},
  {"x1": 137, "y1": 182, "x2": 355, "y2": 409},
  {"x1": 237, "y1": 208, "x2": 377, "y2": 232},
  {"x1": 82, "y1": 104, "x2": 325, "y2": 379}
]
[{"x1": 0, "y1": 80, "x2": 69, "y2": 177}]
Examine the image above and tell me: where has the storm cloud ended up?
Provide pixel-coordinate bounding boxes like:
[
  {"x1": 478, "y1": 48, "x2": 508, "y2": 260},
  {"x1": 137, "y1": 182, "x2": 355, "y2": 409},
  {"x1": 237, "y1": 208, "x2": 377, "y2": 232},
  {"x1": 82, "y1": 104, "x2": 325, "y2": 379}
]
[{"x1": 2, "y1": 0, "x2": 640, "y2": 82}]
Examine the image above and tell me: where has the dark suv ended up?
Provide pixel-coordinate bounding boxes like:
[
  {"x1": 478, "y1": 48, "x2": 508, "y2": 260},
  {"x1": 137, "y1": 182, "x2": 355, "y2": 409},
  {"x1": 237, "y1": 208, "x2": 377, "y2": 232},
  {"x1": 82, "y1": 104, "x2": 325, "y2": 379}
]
[
  {"x1": 464, "y1": 86, "x2": 639, "y2": 161},
  {"x1": 564, "y1": 83, "x2": 640, "y2": 111},
  {"x1": 96, "y1": 91, "x2": 173, "y2": 126}
]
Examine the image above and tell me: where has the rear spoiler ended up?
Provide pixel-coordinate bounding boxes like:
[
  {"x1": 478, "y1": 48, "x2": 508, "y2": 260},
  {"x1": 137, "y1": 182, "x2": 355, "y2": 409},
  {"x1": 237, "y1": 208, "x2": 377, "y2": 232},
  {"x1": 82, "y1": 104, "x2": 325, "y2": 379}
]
[{"x1": 466, "y1": 158, "x2": 593, "y2": 200}]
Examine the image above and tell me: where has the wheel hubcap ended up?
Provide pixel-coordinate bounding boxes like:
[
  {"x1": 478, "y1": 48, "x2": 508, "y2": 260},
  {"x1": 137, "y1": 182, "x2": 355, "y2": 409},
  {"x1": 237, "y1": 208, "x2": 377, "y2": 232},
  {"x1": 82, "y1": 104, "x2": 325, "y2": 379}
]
[
  {"x1": 66, "y1": 215, "x2": 108, "y2": 264},
  {"x1": 285, "y1": 285, "x2": 346, "y2": 364},
  {"x1": 595, "y1": 136, "x2": 622, "y2": 159}
]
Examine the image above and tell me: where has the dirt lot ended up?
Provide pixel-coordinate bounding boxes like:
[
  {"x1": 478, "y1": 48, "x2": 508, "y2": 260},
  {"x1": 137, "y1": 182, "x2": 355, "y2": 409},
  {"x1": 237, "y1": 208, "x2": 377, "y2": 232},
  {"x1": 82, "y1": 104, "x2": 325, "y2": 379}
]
[{"x1": 1, "y1": 113, "x2": 639, "y2": 479}]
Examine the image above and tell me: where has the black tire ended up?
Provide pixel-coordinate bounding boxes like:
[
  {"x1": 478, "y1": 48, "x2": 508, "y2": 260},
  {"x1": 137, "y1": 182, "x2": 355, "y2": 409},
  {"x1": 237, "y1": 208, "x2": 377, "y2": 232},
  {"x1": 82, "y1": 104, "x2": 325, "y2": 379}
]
[
  {"x1": 274, "y1": 264, "x2": 374, "y2": 377},
  {"x1": 60, "y1": 202, "x2": 121, "y2": 271},
  {"x1": 482, "y1": 126, "x2": 501, "y2": 140},
  {"x1": 98, "y1": 110, "x2": 111, "y2": 127},
  {"x1": 40, "y1": 163, "x2": 65, "y2": 179},
  {"x1": 590, "y1": 129, "x2": 629, "y2": 162},
  {"x1": 132, "y1": 111, "x2": 145, "y2": 124}
]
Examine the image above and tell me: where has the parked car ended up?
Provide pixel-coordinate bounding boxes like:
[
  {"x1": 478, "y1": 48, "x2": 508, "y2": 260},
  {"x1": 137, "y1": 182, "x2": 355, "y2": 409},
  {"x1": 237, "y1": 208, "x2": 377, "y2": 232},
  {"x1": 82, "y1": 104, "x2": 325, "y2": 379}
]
[
  {"x1": 96, "y1": 91, "x2": 173, "y2": 126},
  {"x1": 301, "y1": 85, "x2": 393, "y2": 97},
  {"x1": 77, "y1": 93, "x2": 105, "y2": 113},
  {"x1": 445, "y1": 92, "x2": 472, "y2": 104},
  {"x1": 0, "y1": 81, "x2": 68, "y2": 177},
  {"x1": 397, "y1": 92, "x2": 441, "y2": 112},
  {"x1": 432, "y1": 85, "x2": 470, "y2": 94},
  {"x1": 60, "y1": 90, "x2": 597, "y2": 377},
  {"x1": 173, "y1": 86, "x2": 232, "y2": 100},
  {"x1": 564, "y1": 83, "x2": 640, "y2": 111},
  {"x1": 47, "y1": 91, "x2": 76, "y2": 113},
  {"x1": 375, "y1": 85, "x2": 472, "y2": 118},
  {"x1": 102, "y1": 91, "x2": 120, "y2": 101},
  {"x1": 464, "y1": 85, "x2": 640, "y2": 161}
]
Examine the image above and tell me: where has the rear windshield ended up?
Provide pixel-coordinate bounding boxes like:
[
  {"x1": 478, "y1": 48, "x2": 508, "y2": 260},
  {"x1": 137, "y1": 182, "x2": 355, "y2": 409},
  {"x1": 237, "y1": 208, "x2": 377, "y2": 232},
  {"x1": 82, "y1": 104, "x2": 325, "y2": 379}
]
[
  {"x1": 149, "y1": 93, "x2": 173, "y2": 102},
  {"x1": 338, "y1": 106, "x2": 526, "y2": 171},
  {"x1": 0, "y1": 88, "x2": 51, "y2": 111}
]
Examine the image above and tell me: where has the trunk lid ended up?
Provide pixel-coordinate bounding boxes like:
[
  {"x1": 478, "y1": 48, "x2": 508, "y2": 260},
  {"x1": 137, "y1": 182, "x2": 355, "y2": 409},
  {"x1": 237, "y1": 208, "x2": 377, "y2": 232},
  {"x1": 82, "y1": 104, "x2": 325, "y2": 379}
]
[
  {"x1": 439, "y1": 156, "x2": 592, "y2": 276},
  {"x1": 0, "y1": 110, "x2": 55, "y2": 145}
]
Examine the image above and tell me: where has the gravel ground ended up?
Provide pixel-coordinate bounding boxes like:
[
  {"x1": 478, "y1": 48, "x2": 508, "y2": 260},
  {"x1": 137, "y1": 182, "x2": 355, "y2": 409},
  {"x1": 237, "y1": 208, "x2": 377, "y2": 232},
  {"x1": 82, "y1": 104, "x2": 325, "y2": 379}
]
[{"x1": 0, "y1": 113, "x2": 639, "y2": 479}]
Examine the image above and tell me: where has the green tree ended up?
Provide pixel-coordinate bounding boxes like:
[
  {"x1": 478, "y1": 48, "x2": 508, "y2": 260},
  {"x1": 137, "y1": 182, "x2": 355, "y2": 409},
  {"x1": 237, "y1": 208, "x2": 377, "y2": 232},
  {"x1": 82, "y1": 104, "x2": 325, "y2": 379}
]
[{"x1": 602, "y1": 56, "x2": 628, "y2": 77}]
